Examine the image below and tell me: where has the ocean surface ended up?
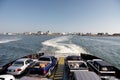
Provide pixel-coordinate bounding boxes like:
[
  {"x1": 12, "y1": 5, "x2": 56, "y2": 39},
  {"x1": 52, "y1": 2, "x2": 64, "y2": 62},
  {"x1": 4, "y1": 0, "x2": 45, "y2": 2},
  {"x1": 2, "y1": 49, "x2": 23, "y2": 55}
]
[{"x1": 0, "y1": 35, "x2": 120, "y2": 70}]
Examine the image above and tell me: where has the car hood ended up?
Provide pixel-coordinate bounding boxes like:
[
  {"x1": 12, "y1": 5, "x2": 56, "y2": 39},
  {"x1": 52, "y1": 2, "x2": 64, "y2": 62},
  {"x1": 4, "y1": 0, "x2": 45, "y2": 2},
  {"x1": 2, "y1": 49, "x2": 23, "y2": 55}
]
[{"x1": 8, "y1": 65, "x2": 23, "y2": 70}]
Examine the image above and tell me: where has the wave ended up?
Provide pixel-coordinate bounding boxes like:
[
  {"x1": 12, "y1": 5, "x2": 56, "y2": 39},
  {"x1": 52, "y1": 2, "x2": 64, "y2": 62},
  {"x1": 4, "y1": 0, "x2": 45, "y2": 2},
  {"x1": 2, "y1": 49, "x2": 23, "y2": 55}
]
[
  {"x1": 42, "y1": 36, "x2": 87, "y2": 57},
  {"x1": 82, "y1": 37, "x2": 120, "y2": 46},
  {"x1": 0, "y1": 38, "x2": 21, "y2": 44}
]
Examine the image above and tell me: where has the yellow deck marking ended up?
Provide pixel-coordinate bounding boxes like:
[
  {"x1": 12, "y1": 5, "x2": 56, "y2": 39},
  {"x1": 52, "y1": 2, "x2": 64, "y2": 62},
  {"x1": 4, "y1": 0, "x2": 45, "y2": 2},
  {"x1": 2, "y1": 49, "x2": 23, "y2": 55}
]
[{"x1": 54, "y1": 57, "x2": 64, "y2": 80}]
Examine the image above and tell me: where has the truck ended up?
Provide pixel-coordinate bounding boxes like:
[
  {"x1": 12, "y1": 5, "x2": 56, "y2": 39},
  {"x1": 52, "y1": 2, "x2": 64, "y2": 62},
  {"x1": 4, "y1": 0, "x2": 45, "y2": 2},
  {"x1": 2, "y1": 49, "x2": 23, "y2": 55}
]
[{"x1": 28, "y1": 56, "x2": 57, "y2": 76}]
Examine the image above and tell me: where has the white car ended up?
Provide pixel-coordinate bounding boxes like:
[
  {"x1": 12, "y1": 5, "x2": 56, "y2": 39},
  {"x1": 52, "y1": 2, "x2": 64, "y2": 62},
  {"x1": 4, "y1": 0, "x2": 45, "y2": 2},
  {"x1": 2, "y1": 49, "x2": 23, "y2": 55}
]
[
  {"x1": 0, "y1": 75, "x2": 15, "y2": 80},
  {"x1": 7, "y1": 58, "x2": 33, "y2": 75}
]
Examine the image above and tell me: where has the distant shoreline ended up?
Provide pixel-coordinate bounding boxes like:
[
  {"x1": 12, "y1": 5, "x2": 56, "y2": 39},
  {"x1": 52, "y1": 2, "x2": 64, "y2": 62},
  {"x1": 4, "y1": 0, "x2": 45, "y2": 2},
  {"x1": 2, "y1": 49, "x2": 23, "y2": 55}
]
[{"x1": 1, "y1": 33, "x2": 120, "y2": 37}]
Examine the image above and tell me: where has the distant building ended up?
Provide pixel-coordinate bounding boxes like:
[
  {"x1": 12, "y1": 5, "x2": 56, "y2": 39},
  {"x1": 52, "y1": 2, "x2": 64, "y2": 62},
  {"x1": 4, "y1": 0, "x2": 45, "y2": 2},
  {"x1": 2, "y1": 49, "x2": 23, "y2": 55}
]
[
  {"x1": 97, "y1": 33, "x2": 104, "y2": 36},
  {"x1": 46, "y1": 31, "x2": 52, "y2": 35},
  {"x1": 86, "y1": 33, "x2": 92, "y2": 36},
  {"x1": 37, "y1": 31, "x2": 44, "y2": 35},
  {"x1": 113, "y1": 33, "x2": 120, "y2": 36},
  {"x1": 61, "y1": 32, "x2": 66, "y2": 35},
  {"x1": 23, "y1": 32, "x2": 32, "y2": 35}
]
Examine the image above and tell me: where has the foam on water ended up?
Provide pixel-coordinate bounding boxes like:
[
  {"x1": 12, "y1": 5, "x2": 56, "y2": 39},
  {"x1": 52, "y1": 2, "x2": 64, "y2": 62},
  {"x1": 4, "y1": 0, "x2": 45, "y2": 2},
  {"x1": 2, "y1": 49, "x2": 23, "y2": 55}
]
[
  {"x1": 42, "y1": 36, "x2": 87, "y2": 57},
  {"x1": 0, "y1": 38, "x2": 21, "y2": 44}
]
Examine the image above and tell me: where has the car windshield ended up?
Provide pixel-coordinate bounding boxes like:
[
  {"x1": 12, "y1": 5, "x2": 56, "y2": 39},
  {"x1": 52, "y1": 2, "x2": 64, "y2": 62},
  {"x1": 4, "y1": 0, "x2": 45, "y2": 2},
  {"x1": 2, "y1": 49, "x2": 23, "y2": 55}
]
[{"x1": 13, "y1": 61, "x2": 24, "y2": 66}]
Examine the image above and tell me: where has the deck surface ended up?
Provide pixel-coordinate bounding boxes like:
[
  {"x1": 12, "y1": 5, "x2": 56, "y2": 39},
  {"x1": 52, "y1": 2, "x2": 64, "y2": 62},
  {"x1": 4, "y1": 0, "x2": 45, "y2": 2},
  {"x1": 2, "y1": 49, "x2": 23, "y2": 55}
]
[{"x1": 54, "y1": 57, "x2": 64, "y2": 80}]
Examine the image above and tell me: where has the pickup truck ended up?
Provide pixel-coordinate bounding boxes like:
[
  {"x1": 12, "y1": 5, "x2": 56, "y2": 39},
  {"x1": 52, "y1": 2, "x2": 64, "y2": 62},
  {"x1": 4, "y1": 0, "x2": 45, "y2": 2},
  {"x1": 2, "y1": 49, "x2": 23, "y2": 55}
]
[
  {"x1": 65, "y1": 55, "x2": 88, "y2": 72},
  {"x1": 28, "y1": 56, "x2": 57, "y2": 76}
]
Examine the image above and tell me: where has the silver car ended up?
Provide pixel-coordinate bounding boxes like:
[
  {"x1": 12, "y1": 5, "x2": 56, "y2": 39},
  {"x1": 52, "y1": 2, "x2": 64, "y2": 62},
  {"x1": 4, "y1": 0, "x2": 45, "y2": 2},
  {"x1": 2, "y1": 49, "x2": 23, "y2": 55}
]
[{"x1": 7, "y1": 58, "x2": 33, "y2": 75}]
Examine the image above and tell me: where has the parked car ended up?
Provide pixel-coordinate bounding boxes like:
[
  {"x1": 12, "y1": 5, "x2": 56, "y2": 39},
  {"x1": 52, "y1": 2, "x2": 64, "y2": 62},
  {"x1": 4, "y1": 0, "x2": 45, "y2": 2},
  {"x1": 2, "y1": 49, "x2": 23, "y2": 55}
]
[
  {"x1": 0, "y1": 75, "x2": 15, "y2": 80},
  {"x1": 65, "y1": 55, "x2": 88, "y2": 72},
  {"x1": 87, "y1": 59, "x2": 116, "y2": 79},
  {"x1": 28, "y1": 56, "x2": 57, "y2": 76},
  {"x1": 7, "y1": 58, "x2": 33, "y2": 75}
]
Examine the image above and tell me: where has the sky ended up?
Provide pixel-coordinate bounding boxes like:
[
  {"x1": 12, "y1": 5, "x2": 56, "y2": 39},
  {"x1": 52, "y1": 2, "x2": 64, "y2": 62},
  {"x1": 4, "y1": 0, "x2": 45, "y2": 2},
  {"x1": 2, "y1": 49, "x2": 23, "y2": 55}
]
[{"x1": 0, "y1": 0, "x2": 120, "y2": 33}]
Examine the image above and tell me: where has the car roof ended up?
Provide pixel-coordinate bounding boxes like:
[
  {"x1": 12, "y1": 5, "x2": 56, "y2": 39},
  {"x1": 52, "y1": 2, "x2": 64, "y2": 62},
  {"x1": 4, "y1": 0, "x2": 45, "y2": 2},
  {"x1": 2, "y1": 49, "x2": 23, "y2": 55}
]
[
  {"x1": 94, "y1": 60, "x2": 113, "y2": 67},
  {"x1": 92, "y1": 59, "x2": 103, "y2": 62},
  {"x1": 16, "y1": 58, "x2": 30, "y2": 62},
  {"x1": 74, "y1": 71, "x2": 101, "y2": 80}
]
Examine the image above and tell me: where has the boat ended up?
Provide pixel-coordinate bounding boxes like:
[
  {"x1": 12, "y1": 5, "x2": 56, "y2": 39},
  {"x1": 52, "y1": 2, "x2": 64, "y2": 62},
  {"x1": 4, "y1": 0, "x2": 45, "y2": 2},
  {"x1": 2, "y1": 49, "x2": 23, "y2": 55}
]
[{"x1": 0, "y1": 53, "x2": 120, "y2": 80}]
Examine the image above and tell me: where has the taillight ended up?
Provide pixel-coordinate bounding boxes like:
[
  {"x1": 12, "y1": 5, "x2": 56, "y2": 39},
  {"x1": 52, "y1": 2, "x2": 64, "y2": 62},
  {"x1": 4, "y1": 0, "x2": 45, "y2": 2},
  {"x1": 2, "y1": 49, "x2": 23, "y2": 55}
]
[
  {"x1": 44, "y1": 70, "x2": 47, "y2": 74},
  {"x1": 17, "y1": 68, "x2": 22, "y2": 71}
]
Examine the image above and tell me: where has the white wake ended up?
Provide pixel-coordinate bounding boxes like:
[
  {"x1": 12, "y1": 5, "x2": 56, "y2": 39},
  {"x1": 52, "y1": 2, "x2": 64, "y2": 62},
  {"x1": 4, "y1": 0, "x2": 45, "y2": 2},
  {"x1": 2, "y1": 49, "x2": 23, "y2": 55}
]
[
  {"x1": 0, "y1": 38, "x2": 21, "y2": 44},
  {"x1": 42, "y1": 36, "x2": 87, "y2": 57}
]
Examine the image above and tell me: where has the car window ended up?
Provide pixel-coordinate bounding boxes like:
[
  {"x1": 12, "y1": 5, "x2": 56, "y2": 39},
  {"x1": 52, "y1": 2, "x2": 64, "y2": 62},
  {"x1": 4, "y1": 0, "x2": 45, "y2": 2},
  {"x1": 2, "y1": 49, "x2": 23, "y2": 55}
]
[
  {"x1": 79, "y1": 63, "x2": 87, "y2": 68},
  {"x1": 25, "y1": 61, "x2": 28, "y2": 64},
  {"x1": 13, "y1": 61, "x2": 24, "y2": 66},
  {"x1": 28, "y1": 59, "x2": 33, "y2": 63},
  {"x1": 94, "y1": 62, "x2": 99, "y2": 69},
  {"x1": 26, "y1": 59, "x2": 33, "y2": 64}
]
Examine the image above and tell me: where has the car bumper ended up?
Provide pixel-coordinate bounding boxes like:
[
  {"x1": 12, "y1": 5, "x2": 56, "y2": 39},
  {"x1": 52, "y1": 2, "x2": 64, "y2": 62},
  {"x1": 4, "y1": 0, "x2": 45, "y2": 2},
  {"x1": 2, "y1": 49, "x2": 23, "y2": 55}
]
[{"x1": 7, "y1": 71, "x2": 22, "y2": 75}]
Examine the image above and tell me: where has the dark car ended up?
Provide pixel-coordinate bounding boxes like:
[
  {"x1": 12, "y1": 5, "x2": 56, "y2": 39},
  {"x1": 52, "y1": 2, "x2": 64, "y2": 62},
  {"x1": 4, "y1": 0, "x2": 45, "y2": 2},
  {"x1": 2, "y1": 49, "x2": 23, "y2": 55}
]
[{"x1": 87, "y1": 59, "x2": 116, "y2": 79}]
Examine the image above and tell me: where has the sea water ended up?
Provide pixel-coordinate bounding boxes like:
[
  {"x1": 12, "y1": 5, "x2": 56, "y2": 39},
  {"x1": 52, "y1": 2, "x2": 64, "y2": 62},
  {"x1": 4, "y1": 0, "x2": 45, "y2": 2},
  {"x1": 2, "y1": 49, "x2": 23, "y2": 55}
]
[{"x1": 0, "y1": 35, "x2": 120, "y2": 69}]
